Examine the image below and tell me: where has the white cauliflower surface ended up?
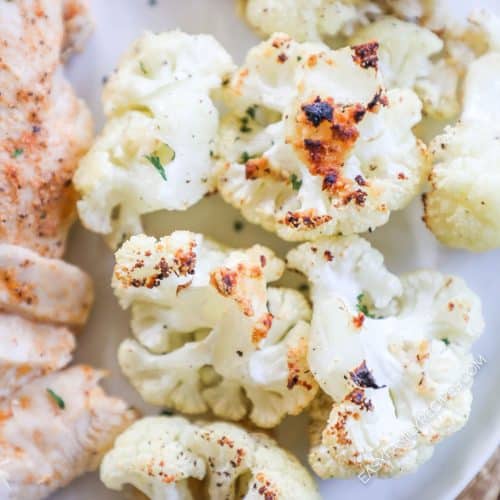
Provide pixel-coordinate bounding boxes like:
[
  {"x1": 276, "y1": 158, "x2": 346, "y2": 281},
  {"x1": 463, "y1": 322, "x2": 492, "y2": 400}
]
[
  {"x1": 112, "y1": 231, "x2": 317, "y2": 428},
  {"x1": 349, "y1": 17, "x2": 462, "y2": 120},
  {"x1": 101, "y1": 416, "x2": 320, "y2": 500},
  {"x1": 242, "y1": 0, "x2": 434, "y2": 43},
  {"x1": 217, "y1": 34, "x2": 429, "y2": 241},
  {"x1": 286, "y1": 236, "x2": 484, "y2": 478},
  {"x1": 423, "y1": 12, "x2": 500, "y2": 251},
  {"x1": 75, "y1": 31, "x2": 235, "y2": 248}
]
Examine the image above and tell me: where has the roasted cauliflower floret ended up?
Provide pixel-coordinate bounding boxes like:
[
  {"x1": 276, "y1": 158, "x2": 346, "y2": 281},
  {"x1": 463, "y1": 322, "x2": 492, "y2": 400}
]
[
  {"x1": 217, "y1": 35, "x2": 429, "y2": 241},
  {"x1": 113, "y1": 231, "x2": 317, "y2": 427},
  {"x1": 75, "y1": 31, "x2": 234, "y2": 248},
  {"x1": 286, "y1": 236, "x2": 484, "y2": 478},
  {"x1": 242, "y1": 0, "x2": 434, "y2": 43},
  {"x1": 423, "y1": 12, "x2": 500, "y2": 251},
  {"x1": 349, "y1": 17, "x2": 461, "y2": 119},
  {"x1": 101, "y1": 416, "x2": 320, "y2": 500},
  {"x1": 100, "y1": 417, "x2": 205, "y2": 499}
]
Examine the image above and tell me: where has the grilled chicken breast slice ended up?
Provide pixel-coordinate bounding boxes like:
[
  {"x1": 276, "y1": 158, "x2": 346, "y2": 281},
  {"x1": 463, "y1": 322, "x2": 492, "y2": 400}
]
[
  {"x1": 0, "y1": 0, "x2": 93, "y2": 257},
  {"x1": 0, "y1": 314, "x2": 75, "y2": 400},
  {"x1": 0, "y1": 244, "x2": 93, "y2": 328},
  {"x1": 0, "y1": 365, "x2": 138, "y2": 500}
]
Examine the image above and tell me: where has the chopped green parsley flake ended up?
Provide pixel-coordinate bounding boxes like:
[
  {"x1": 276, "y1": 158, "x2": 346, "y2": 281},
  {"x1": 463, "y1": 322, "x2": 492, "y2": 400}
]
[
  {"x1": 442, "y1": 338, "x2": 450, "y2": 346},
  {"x1": 356, "y1": 294, "x2": 378, "y2": 319},
  {"x1": 234, "y1": 220, "x2": 244, "y2": 232},
  {"x1": 145, "y1": 154, "x2": 167, "y2": 181},
  {"x1": 290, "y1": 174, "x2": 302, "y2": 191},
  {"x1": 240, "y1": 151, "x2": 260, "y2": 163},
  {"x1": 239, "y1": 116, "x2": 252, "y2": 133},
  {"x1": 160, "y1": 409, "x2": 174, "y2": 416},
  {"x1": 11, "y1": 148, "x2": 23, "y2": 158},
  {"x1": 139, "y1": 61, "x2": 148, "y2": 75},
  {"x1": 46, "y1": 388, "x2": 65, "y2": 409},
  {"x1": 246, "y1": 105, "x2": 257, "y2": 119}
]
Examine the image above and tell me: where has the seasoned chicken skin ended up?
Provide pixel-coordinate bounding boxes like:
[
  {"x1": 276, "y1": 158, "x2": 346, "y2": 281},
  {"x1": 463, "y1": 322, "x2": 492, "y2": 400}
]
[
  {"x1": 0, "y1": 244, "x2": 93, "y2": 328},
  {"x1": 0, "y1": 0, "x2": 93, "y2": 257},
  {"x1": 0, "y1": 365, "x2": 138, "y2": 500},
  {"x1": 0, "y1": 314, "x2": 75, "y2": 400}
]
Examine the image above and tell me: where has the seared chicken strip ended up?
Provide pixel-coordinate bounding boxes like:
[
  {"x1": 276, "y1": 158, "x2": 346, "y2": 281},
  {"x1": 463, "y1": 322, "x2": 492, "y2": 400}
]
[
  {"x1": 0, "y1": 365, "x2": 138, "y2": 500},
  {"x1": 0, "y1": 244, "x2": 93, "y2": 328},
  {"x1": 0, "y1": 314, "x2": 75, "y2": 400},
  {"x1": 0, "y1": 5, "x2": 136, "y2": 499},
  {"x1": 0, "y1": 0, "x2": 93, "y2": 257}
]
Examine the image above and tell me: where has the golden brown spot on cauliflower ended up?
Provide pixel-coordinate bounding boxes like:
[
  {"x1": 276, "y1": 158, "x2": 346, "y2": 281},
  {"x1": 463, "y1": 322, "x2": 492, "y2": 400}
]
[
  {"x1": 115, "y1": 241, "x2": 197, "y2": 289},
  {"x1": 210, "y1": 263, "x2": 263, "y2": 317},
  {"x1": 287, "y1": 337, "x2": 315, "y2": 391},
  {"x1": 252, "y1": 312, "x2": 274, "y2": 344},
  {"x1": 344, "y1": 388, "x2": 373, "y2": 411},
  {"x1": 293, "y1": 96, "x2": 370, "y2": 204},
  {"x1": 176, "y1": 279, "x2": 193, "y2": 295},
  {"x1": 232, "y1": 68, "x2": 249, "y2": 95},
  {"x1": 217, "y1": 435, "x2": 235, "y2": 448},
  {"x1": 174, "y1": 244, "x2": 197, "y2": 276},
  {"x1": 230, "y1": 448, "x2": 246, "y2": 468},
  {"x1": 351, "y1": 41, "x2": 379, "y2": 70},
  {"x1": 367, "y1": 88, "x2": 389, "y2": 112},
  {"x1": 210, "y1": 267, "x2": 238, "y2": 296},
  {"x1": 277, "y1": 52, "x2": 288, "y2": 63},
  {"x1": 255, "y1": 473, "x2": 278, "y2": 500},
  {"x1": 282, "y1": 209, "x2": 332, "y2": 229},
  {"x1": 307, "y1": 54, "x2": 318, "y2": 68},
  {"x1": 245, "y1": 157, "x2": 288, "y2": 182},
  {"x1": 326, "y1": 410, "x2": 353, "y2": 446},
  {"x1": 271, "y1": 35, "x2": 292, "y2": 49},
  {"x1": 416, "y1": 340, "x2": 430, "y2": 365},
  {"x1": 349, "y1": 360, "x2": 385, "y2": 389},
  {"x1": 352, "y1": 313, "x2": 365, "y2": 329}
]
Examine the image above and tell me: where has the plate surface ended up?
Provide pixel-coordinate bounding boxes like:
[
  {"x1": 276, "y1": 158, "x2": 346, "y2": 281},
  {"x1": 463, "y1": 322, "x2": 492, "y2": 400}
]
[{"x1": 57, "y1": 0, "x2": 500, "y2": 498}]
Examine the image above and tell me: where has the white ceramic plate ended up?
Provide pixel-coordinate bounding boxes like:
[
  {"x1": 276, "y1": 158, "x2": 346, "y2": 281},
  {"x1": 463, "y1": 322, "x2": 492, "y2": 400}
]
[{"x1": 57, "y1": 1, "x2": 500, "y2": 498}]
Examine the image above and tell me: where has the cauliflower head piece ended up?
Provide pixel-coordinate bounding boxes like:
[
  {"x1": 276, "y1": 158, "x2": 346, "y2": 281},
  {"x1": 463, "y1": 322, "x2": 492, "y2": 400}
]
[
  {"x1": 101, "y1": 416, "x2": 320, "y2": 500},
  {"x1": 113, "y1": 231, "x2": 317, "y2": 427},
  {"x1": 100, "y1": 416, "x2": 206, "y2": 499},
  {"x1": 349, "y1": 17, "x2": 462, "y2": 120},
  {"x1": 286, "y1": 236, "x2": 484, "y2": 478},
  {"x1": 217, "y1": 34, "x2": 429, "y2": 242},
  {"x1": 75, "y1": 31, "x2": 235, "y2": 248},
  {"x1": 242, "y1": 0, "x2": 434, "y2": 43},
  {"x1": 423, "y1": 12, "x2": 500, "y2": 251}
]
